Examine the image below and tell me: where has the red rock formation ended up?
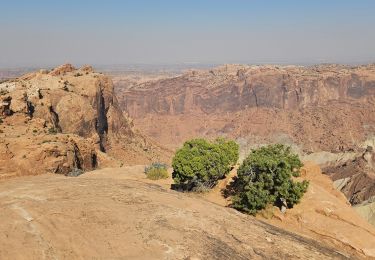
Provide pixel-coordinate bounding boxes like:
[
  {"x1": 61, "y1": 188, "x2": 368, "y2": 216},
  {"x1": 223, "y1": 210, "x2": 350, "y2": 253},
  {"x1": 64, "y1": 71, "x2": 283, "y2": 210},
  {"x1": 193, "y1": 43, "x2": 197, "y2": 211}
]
[
  {"x1": 0, "y1": 65, "x2": 170, "y2": 178},
  {"x1": 120, "y1": 64, "x2": 375, "y2": 117},
  {"x1": 116, "y1": 64, "x2": 375, "y2": 153}
]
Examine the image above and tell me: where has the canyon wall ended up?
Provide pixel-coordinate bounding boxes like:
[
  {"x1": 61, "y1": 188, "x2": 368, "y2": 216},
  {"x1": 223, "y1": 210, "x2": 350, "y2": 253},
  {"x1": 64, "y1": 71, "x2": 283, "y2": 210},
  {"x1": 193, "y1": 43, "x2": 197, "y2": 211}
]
[
  {"x1": 116, "y1": 64, "x2": 375, "y2": 222},
  {"x1": 116, "y1": 64, "x2": 375, "y2": 153},
  {"x1": 120, "y1": 64, "x2": 375, "y2": 117}
]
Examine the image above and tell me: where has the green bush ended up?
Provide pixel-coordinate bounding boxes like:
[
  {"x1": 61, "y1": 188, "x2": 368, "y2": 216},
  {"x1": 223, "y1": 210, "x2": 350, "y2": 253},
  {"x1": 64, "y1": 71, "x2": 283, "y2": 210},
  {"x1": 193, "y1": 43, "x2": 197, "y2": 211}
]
[
  {"x1": 215, "y1": 137, "x2": 240, "y2": 166},
  {"x1": 145, "y1": 162, "x2": 169, "y2": 180},
  {"x1": 172, "y1": 138, "x2": 239, "y2": 191},
  {"x1": 230, "y1": 144, "x2": 309, "y2": 215}
]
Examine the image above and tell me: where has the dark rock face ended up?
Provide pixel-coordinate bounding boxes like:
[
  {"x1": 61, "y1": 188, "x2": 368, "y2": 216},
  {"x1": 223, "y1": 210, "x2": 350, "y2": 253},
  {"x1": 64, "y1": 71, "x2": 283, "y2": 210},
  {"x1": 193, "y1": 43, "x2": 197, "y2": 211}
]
[
  {"x1": 26, "y1": 100, "x2": 35, "y2": 117},
  {"x1": 48, "y1": 105, "x2": 62, "y2": 133},
  {"x1": 95, "y1": 85, "x2": 109, "y2": 152}
]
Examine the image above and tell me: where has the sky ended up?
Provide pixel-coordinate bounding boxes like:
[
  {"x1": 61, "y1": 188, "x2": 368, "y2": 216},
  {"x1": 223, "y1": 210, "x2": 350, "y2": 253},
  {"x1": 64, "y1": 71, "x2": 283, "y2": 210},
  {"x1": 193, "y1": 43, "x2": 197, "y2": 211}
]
[{"x1": 0, "y1": 0, "x2": 375, "y2": 68}]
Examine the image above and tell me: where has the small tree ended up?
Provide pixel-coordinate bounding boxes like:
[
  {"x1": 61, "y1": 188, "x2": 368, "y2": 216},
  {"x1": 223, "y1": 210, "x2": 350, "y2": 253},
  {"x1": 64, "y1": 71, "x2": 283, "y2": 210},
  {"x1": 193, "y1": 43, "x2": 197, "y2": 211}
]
[
  {"x1": 172, "y1": 138, "x2": 239, "y2": 191},
  {"x1": 230, "y1": 144, "x2": 309, "y2": 215},
  {"x1": 216, "y1": 137, "x2": 239, "y2": 166}
]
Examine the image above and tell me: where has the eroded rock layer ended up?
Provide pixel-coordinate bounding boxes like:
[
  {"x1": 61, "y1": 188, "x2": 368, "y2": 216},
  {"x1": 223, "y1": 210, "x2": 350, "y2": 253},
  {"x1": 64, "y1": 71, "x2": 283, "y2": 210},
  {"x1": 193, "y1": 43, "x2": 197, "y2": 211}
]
[
  {"x1": 117, "y1": 64, "x2": 375, "y2": 153},
  {"x1": 0, "y1": 64, "x2": 169, "y2": 178}
]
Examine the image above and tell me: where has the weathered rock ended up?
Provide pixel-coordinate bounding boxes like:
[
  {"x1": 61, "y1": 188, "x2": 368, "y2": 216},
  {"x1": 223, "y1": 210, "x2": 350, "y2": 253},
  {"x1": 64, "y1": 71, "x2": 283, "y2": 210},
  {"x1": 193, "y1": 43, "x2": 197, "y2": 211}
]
[
  {"x1": 0, "y1": 114, "x2": 97, "y2": 178},
  {"x1": 0, "y1": 64, "x2": 170, "y2": 179},
  {"x1": 49, "y1": 63, "x2": 76, "y2": 76},
  {"x1": 323, "y1": 147, "x2": 375, "y2": 205}
]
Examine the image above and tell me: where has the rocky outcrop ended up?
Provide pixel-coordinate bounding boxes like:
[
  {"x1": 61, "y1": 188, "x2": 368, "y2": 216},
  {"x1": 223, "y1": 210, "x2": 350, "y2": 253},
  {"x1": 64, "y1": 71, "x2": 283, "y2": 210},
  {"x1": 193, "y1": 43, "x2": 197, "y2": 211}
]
[
  {"x1": 0, "y1": 64, "x2": 169, "y2": 178},
  {"x1": 323, "y1": 146, "x2": 375, "y2": 205},
  {"x1": 49, "y1": 63, "x2": 76, "y2": 76},
  {"x1": 16, "y1": 64, "x2": 134, "y2": 151},
  {"x1": 0, "y1": 113, "x2": 98, "y2": 178}
]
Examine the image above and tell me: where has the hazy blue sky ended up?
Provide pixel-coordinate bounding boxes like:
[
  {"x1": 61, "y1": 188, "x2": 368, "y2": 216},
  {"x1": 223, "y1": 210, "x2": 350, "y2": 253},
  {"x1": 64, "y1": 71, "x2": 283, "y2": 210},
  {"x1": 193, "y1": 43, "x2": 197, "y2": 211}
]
[{"x1": 1, "y1": 0, "x2": 375, "y2": 67}]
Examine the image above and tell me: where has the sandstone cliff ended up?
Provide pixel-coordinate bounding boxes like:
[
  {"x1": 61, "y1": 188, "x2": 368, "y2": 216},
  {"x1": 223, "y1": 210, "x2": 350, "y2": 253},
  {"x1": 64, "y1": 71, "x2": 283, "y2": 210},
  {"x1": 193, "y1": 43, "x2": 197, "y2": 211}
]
[
  {"x1": 117, "y1": 64, "x2": 375, "y2": 153},
  {"x1": 121, "y1": 64, "x2": 375, "y2": 115},
  {"x1": 0, "y1": 64, "x2": 169, "y2": 178}
]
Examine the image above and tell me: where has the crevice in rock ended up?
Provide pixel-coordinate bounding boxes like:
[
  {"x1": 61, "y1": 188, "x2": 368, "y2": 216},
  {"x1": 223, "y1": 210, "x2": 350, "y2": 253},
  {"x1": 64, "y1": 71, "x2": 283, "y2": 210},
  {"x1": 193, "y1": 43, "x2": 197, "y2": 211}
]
[
  {"x1": 38, "y1": 89, "x2": 43, "y2": 99},
  {"x1": 71, "y1": 142, "x2": 83, "y2": 170},
  {"x1": 251, "y1": 88, "x2": 259, "y2": 108},
  {"x1": 295, "y1": 89, "x2": 300, "y2": 104},
  {"x1": 26, "y1": 101, "x2": 35, "y2": 118},
  {"x1": 92, "y1": 152, "x2": 98, "y2": 168},
  {"x1": 49, "y1": 106, "x2": 62, "y2": 133},
  {"x1": 95, "y1": 84, "x2": 109, "y2": 152}
]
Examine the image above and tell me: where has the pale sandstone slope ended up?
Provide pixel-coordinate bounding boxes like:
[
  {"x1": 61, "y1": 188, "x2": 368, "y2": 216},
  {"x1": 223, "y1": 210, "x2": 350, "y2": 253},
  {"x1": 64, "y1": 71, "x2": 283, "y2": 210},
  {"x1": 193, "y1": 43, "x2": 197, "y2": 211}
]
[{"x1": 0, "y1": 166, "x2": 362, "y2": 260}]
